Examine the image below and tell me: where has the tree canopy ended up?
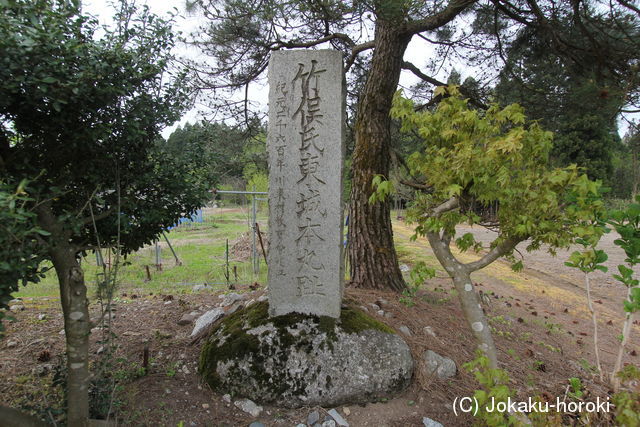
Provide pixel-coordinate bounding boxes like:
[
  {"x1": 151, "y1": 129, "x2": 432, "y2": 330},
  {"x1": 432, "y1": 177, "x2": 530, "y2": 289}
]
[
  {"x1": 384, "y1": 86, "x2": 603, "y2": 367},
  {"x1": 0, "y1": 0, "x2": 209, "y2": 423}
]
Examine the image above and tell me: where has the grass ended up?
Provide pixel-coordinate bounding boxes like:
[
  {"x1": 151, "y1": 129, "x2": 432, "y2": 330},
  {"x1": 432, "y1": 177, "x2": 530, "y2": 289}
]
[{"x1": 15, "y1": 210, "x2": 269, "y2": 300}]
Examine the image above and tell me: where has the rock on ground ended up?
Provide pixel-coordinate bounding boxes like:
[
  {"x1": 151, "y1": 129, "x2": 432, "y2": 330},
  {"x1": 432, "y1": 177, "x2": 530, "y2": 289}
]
[
  {"x1": 423, "y1": 417, "x2": 444, "y2": 427},
  {"x1": 191, "y1": 308, "x2": 225, "y2": 337},
  {"x1": 327, "y1": 408, "x2": 349, "y2": 426},
  {"x1": 423, "y1": 350, "x2": 456, "y2": 379},
  {"x1": 199, "y1": 302, "x2": 413, "y2": 408},
  {"x1": 233, "y1": 398, "x2": 262, "y2": 417}
]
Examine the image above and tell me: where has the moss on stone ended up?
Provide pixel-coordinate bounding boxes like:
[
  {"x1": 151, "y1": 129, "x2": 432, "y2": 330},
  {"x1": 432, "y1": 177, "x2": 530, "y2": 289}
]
[
  {"x1": 198, "y1": 300, "x2": 395, "y2": 395},
  {"x1": 338, "y1": 305, "x2": 395, "y2": 335}
]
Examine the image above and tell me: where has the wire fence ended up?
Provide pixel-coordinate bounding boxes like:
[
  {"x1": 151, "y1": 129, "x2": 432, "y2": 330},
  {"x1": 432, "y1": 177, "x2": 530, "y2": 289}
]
[{"x1": 122, "y1": 190, "x2": 269, "y2": 289}]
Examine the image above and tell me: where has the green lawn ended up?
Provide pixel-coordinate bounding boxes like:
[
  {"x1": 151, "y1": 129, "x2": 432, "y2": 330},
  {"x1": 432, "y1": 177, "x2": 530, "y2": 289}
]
[{"x1": 15, "y1": 210, "x2": 269, "y2": 299}]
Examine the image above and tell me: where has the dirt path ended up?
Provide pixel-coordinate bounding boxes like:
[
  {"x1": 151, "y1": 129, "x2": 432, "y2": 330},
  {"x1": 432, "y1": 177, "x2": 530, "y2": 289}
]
[{"x1": 393, "y1": 220, "x2": 640, "y2": 372}]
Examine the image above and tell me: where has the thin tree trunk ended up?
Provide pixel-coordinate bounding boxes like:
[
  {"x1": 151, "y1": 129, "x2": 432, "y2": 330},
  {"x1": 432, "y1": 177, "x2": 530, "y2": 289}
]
[
  {"x1": 632, "y1": 145, "x2": 638, "y2": 200},
  {"x1": 585, "y1": 273, "x2": 603, "y2": 380},
  {"x1": 426, "y1": 231, "x2": 498, "y2": 368},
  {"x1": 37, "y1": 204, "x2": 90, "y2": 426},
  {"x1": 611, "y1": 285, "x2": 636, "y2": 390},
  {"x1": 348, "y1": 19, "x2": 409, "y2": 292}
]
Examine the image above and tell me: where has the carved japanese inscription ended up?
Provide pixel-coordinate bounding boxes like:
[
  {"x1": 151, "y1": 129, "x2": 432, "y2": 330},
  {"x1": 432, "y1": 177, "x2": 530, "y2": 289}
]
[{"x1": 267, "y1": 50, "x2": 345, "y2": 318}]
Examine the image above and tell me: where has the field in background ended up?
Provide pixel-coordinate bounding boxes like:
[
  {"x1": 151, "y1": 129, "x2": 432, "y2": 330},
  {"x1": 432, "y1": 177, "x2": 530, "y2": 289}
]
[{"x1": 15, "y1": 206, "x2": 269, "y2": 299}]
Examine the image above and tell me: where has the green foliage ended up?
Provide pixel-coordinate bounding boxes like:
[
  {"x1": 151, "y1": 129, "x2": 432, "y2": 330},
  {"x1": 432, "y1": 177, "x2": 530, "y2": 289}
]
[
  {"x1": 0, "y1": 0, "x2": 207, "y2": 271},
  {"x1": 492, "y1": 13, "x2": 638, "y2": 187},
  {"x1": 609, "y1": 196, "x2": 640, "y2": 265},
  {"x1": 609, "y1": 196, "x2": 640, "y2": 314},
  {"x1": 612, "y1": 391, "x2": 640, "y2": 426},
  {"x1": 390, "y1": 86, "x2": 602, "y2": 255},
  {"x1": 369, "y1": 174, "x2": 395, "y2": 204},
  {"x1": 399, "y1": 261, "x2": 435, "y2": 307},
  {"x1": 564, "y1": 249, "x2": 608, "y2": 273},
  {"x1": 463, "y1": 351, "x2": 522, "y2": 426},
  {"x1": 567, "y1": 377, "x2": 584, "y2": 400},
  {"x1": 0, "y1": 179, "x2": 48, "y2": 331}
]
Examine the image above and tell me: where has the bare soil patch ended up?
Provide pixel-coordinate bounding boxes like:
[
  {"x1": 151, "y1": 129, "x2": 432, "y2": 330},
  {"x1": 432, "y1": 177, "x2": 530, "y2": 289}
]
[{"x1": 1, "y1": 220, "x2": 638, "y2": 426}]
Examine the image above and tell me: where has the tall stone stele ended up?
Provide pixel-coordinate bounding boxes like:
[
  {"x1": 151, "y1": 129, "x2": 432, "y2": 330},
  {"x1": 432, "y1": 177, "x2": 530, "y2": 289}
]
[
  {"x1": 267, "y1": 49, "x2": 345, "y2": 319},
  {"x1": 198, "y1": 50, "x2": 414, "y2": 408}
]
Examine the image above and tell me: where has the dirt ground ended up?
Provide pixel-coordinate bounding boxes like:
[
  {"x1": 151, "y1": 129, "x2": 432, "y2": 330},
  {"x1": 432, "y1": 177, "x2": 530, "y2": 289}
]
[{"x1": 1, "y1": 222, "x2": 639, "y2": 426}]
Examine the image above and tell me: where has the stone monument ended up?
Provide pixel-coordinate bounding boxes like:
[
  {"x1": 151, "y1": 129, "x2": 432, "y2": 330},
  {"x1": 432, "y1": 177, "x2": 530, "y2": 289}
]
[
  {"x1": 198, "y1": 50, "x2": 413, "y2": 408},
  {"x1": 267, "y1": 49, "x2": 345, "y2": 319}
]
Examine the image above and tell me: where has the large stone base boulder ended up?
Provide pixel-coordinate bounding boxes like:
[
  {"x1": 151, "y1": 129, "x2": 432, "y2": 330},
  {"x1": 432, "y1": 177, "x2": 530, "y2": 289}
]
[{"x1": 198, "y1": 301, "x2": 413, "y2": 408}]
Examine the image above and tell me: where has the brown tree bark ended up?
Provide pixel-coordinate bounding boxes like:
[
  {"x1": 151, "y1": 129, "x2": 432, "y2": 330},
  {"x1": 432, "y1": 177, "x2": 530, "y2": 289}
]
[
  {"x1": 36, "y1": 204, "x2": 90, "y2": 427},
  {"x1": 348, "y1": 18, "x2": 410, "y2": 292}
]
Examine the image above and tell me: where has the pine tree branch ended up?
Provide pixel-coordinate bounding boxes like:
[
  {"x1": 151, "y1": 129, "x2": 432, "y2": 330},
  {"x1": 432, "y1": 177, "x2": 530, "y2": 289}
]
[
  {"x1": 405, "y1": 0, "x2": 477, "y2": 35},
  {"x1": 401, "y1": 61, "x2": 488, "y2": 109}
]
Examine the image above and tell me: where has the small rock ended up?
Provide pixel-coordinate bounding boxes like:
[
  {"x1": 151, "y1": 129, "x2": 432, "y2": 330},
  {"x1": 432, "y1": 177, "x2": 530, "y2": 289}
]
[
  {"x1": 37, "y1": 313, "x2": 47, "y2": 321},
  {"x1": 178, "y1": 313, "x2": 197, "y2": 326},
  {"x1": 59, "y1": 329, "x2": 66, "y2": 335},
  {"x1": 322, "y1": 421, "x2": 336, "y2": 427},
  {"x1": 164, "y1": 300, "x2": 173, "y2": 305},
  {"x1": 249, "y1": 423, "x2": 265, "y2": 427},
  {"x1": 9, "y1": 304, "x2": 25, "y2": 312},
  {"x1": 234, "y1": 398, "x2": 263, "y2": 417},
  {"x1": 295, "y1": 424, "x2": 306, "y2": 427},
  {"x1": 369, "y1": 303, "x2": 380, "y2": 311},
  {"x1": 220, "y1": 292, "x2": 246, "y2": 307},
  {"x1": 7, "y1": 341, "x2": 18, "y2": 348},
  {"x1": 399, "y1": 325, "x2": 412, "y2": 336},
  {"x1": 359, "y1": 305, "x2": 368, "y2": 312},
  {"x1": 308, "y1": 410, "x2": 320, "y2": 425},
  {"x1": 342, "y1": 407, "x2": 350, "y2": 416},
  {"x1": 376, "y1": 310, "x2": 385, "y2": 316},
  {"x1": 423, "y1": 350, "x2": 457, "y2": 379},
  {"x1": 191, "y1": 308, "x2": 225, "y2": 337},
  {"x1": 226, "y1": 303, "x2": 242, "y2": 315},
  {"x1": 400, "y1": 264, "x2": 410, "y2": 272},
  {"x1": 257, "y1": 295, "x2": 267, "y2": 302},
  {"x1": 222, "y1": 394, "x2": 231, "y2": 403},
  {"x1": 328, "y1": 408, "x2": 349, "y2": 426},
  {"x1": 423, "y1": 326, "x2": 436, "y2": 338},
  {"x1": 202, "y1": 403, "x2": 209, "y2": 409},
  {"x1": 423, "y1": 417, "x2": 444, "y2": 427}
]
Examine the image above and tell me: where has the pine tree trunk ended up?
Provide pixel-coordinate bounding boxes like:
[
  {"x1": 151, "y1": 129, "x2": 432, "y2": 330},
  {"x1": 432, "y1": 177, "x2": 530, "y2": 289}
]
[
  {"x1": 37, "y1": 205, "x2": 90, "y2": 426},
  {"x1": 348, "y1": 19, "x2": 409, "y2": 292}
]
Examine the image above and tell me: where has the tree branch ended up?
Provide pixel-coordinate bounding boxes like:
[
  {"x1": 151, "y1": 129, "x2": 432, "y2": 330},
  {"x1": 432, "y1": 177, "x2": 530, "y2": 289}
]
[
  {"x1": 345, "y1": 40, "x2": 375, "y2": 72},
  {"x1": 402, "y1": 61, "x2": 488, "y2": 109},
  {"x1": 405, "y1": 0, "x2": 477, "y2": 35},
  {"x1": 81, "y1": 207, "x2": 115, "y2": 226},
  {"x1": 464, "y1": 236, "x2": 521, "y2": 271},
  {"x1": 271, "y1": 33, "x2": 355, "y2": 50},
  {"x1": 430, "y1": 197, "x2": 460, "y2": 217}
]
